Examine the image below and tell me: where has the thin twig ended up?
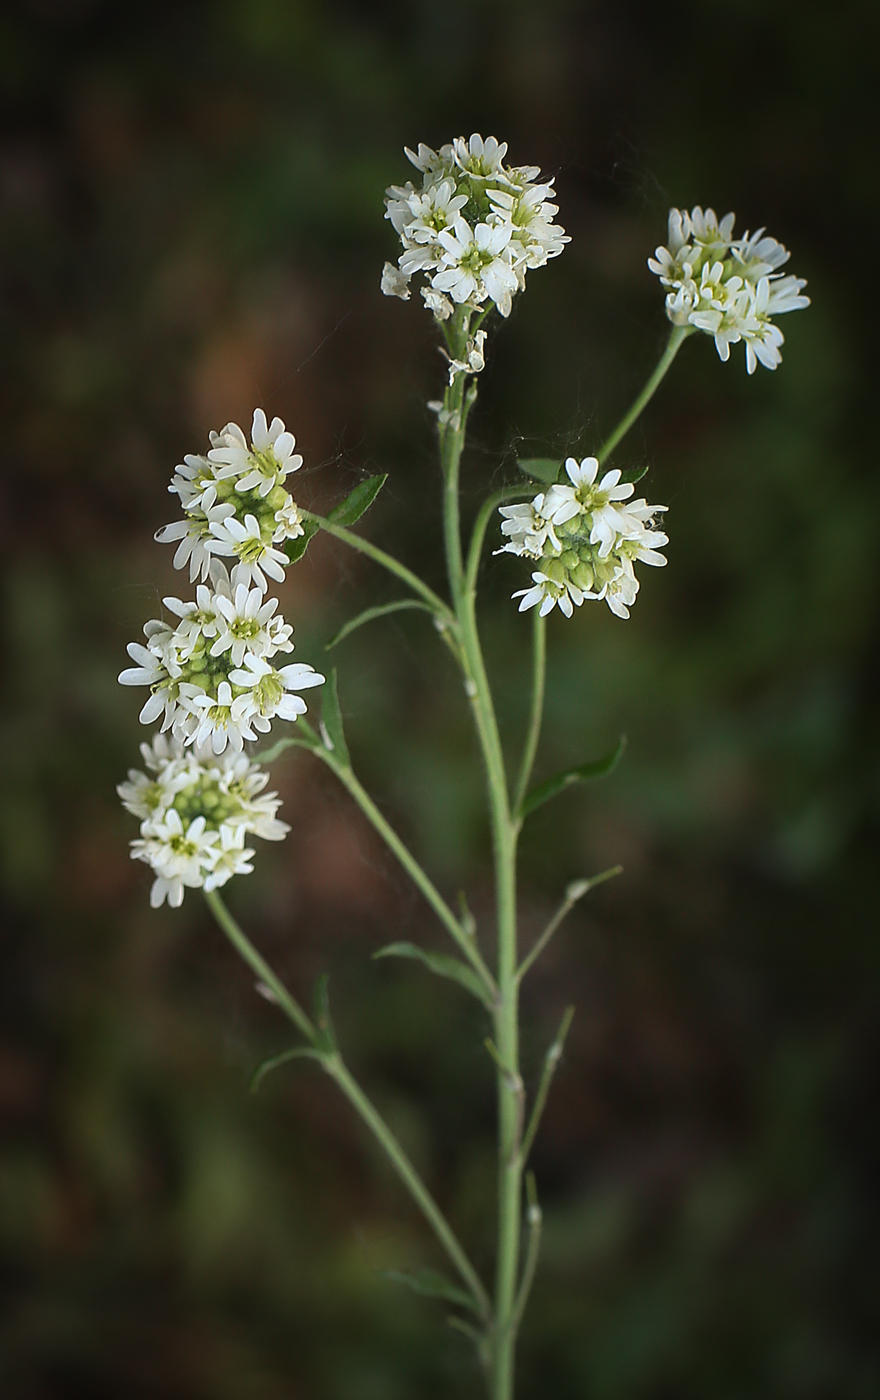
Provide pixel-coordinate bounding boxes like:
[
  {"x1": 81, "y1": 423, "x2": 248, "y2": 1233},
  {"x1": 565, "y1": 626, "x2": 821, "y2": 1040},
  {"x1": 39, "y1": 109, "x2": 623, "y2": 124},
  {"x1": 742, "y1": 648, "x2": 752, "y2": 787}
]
[
  {"x1": 520, "y1": 1006, "x2": 576, "y2": 1167},
  {"x1": 511, "y1": 1173, "x2": 542, "y2": 1336},
  {"x1": 512, "y1": 610, "x2": 546, "y2": 814},
  {"x1": 516, "y1": 866, "x2": 622, "y2": 983}
]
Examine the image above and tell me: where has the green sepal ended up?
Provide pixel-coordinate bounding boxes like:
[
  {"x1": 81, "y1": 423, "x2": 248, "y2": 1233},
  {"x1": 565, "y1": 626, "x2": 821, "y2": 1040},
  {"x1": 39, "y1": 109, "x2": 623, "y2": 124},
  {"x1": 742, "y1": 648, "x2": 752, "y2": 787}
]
[
  {"x1": 250, "y1": 1045, "x2": 324, "y2": 1093},
  {"x1": 373, "y1": 941, "x2": 493, "y2": 1008},
  {"x1": 321, "y1": 668, "x2": 350, "y2": 767},
  {"x1": 312, "y1": 973, "x2": 336, "y2": 1053},
  {"x1": 328, "y1": 473, "x2": 387, "y2": 526},
  {"x1": 285, "y1": 519, "x2": 320, "y2": 563},
  {"x1": 519, "y1": 736, "x2": 626, "y2": 819},
  {"x1": 516, "y1": 457, "x2": 562, "y2": 484},
  {"x1": 326, "y1": 599, "x2": 434, "y2": 650},
  {"x1": 384, "y1": 1268, "x2": 481, "y2": 1314}
]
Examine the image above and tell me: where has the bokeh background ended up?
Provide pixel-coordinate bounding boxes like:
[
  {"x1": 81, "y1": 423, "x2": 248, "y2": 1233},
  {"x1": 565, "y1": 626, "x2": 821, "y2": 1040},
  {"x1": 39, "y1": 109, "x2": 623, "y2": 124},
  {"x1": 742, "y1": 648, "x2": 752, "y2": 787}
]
[{"x1": 2, "y1": 1, "x2": 878, "y2": 1396}]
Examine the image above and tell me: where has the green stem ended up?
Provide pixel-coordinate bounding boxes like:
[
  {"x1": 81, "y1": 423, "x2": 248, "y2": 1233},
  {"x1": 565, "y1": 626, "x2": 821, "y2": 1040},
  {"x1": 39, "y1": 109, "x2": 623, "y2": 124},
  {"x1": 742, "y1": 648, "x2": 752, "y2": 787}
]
[
  {"x1": 315, "y1": 746, "x2": 498, "y2": 1002},
  {"x1": 203, "y1": 888, "x2": 489, "y2": 1319},
  {"x1": 439, "y1": 351, "x2": 523, "y2": 1400},
  {"x1": 204, "y1": 888, "x2": 316, "y2": 1041},
  {"x1": 515, "y1": 865, "x2": 622, "y2": 984},
  {"x1": 324, "y1": 1054, "x2": 491, "y2": 1320},
  {"x1": 512, "y1": 611, "x2": 546, "y2": 815},
  {"x1": 510, "y1": 1173, "x2": 542, "y2": 1336},
  {"x1": 465, "y1": 484, "x2": 533, "y2": 598},
  {"x1": 519, "y1": 1006, "x2": 575, "y2": 1167},
  {"x1": 300, "y1": 510, "x2": 454, "y2": 623},
  {"x1": 597, "y1": 324, "x2": 691, "y2": 464}
]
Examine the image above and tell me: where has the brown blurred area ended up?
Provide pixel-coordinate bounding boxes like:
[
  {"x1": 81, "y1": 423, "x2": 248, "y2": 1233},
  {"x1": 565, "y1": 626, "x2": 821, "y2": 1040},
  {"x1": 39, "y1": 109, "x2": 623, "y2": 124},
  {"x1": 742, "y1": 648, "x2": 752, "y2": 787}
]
[{"x1": 1, "y1": 1, "x2": 879, "y2": 1396}]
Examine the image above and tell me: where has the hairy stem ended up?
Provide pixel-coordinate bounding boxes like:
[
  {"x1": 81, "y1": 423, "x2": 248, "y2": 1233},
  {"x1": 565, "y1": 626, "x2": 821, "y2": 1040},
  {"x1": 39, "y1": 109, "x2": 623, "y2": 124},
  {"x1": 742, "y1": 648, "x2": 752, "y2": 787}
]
[
  {"x1": 597, "y1": 324, "x2": 691, "y2": 464},
  {"x1": 203, "y1": 888, "x2": 489, "y2": 1318}
]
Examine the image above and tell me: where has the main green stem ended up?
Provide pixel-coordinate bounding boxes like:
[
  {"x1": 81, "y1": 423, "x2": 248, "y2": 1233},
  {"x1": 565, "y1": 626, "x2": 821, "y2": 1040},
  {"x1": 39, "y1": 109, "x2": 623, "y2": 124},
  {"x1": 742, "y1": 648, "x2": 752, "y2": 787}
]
[
  {"x1": 597, "y1": 324, "x2": 691, "y2": 463},
  {"x1": 441, "y1": 318, "x2": 528, "y2": 1400}
]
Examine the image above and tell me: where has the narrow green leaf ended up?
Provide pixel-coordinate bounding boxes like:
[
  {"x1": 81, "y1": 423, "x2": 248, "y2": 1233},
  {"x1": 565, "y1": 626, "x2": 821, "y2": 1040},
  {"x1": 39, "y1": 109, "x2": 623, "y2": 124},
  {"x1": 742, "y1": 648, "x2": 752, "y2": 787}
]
[
  {"x1": 384, "y1": 1269, "x2": 480, "y2": 1313},
  {"x1": 519, "y1": 736, "x2": 626, "y2": 819},
  {"x1": 312, "y1": 973, "x2": 336, "y2": 1052},
  {"x1": 373, "y1": 941, "x2": 492, "y2": 1007},
  {"x1": 285, "y1": 519, "x2": 320, "y2": 563},
  {"x1": 321, "y1": 668, "x2": 350, "y2": 767},
  {"x1": 329, "y1": 473, "x2": 387, "y2": 526},
  {"x1": 326, "y1": 599, "x2": 434, "y2": 650},
  {"x1": 250, "y1": 1046, "x2": 324, "y2": 1093},
  {"x1": 516, "y1": 456, "x2": 562, "y2": 484},
  {"x1": 620, "y1": 463, "x2": 649, "y2": 484}
]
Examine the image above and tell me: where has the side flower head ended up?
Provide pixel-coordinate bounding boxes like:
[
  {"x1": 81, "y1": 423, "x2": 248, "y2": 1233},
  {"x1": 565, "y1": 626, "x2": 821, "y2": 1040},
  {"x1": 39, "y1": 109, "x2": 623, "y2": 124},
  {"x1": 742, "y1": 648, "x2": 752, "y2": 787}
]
[
  {"x1": 118, "y1": 564, "x2": 324, "y2": 752},
  {"x1": 382, "y1": 134, "x2": 568, "y2": 323},
  {"x1": 121, "y1": 735, "x2": 289, "y2": 907},
  {"x1": 155, "y1": 409, "x2": 306, "y2": 585},
  {"x1": 648, "y1": 205, "x2": 809, "y2": 373},
  {"x1": 499, "y1": 457, "x2": 668, "y2": 620}
]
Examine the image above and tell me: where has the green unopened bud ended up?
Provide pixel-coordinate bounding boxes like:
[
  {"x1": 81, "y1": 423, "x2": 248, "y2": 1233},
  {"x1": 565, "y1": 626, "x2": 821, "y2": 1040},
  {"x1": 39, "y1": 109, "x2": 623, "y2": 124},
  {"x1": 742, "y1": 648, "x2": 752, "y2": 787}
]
[
  {"x1": 542, "y1": 557, "x2": 566, "y2": 584},
  {"x1": 571, "y1": 561, "x2": 594, "y2": 590},
  {"x1": 560, "y1": 550, "x2": 579, "y2": 570}
]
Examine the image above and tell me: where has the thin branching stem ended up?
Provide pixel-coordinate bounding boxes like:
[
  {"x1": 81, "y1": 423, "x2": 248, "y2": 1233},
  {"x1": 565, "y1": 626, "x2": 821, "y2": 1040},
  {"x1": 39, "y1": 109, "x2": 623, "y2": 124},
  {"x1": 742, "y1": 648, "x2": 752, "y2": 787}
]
[
  {"x1": 513, "y1": 611, "x2": 546, "y2": 815},
  {"x1": 516, "y1": 866, "x2": 623, "y2": 983},
  {"x1": 202, "y1": 889, "x2": 490, "y2": 1319},
  {"x1": 464, "y1": 483, "x2": 533, "y2": 597},
  {"x1": 300, "y1": 510, "x2": 454, "y2": 623},
  {"x1": 511, "y1": 1173, "x2": 542, "y2": 1336},
  {"x1": 596, "y1": 324, "x2": 691, "y2": 464},
  {"x1": 520, "y1": 1006, "x2": 575, "y2": 1167}
]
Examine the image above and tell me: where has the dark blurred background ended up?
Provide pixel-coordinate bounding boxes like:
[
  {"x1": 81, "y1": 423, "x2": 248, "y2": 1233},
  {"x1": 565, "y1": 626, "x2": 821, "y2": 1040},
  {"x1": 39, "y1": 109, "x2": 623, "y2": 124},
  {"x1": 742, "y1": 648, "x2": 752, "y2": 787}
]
[{"x1": 1, "y1": 1, "x2": 878, "y2": 1396}]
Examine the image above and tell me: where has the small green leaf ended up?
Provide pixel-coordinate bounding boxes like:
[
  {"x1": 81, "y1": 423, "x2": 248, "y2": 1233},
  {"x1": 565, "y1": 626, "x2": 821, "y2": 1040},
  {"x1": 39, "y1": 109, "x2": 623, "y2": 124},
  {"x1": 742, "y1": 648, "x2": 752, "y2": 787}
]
[
  {"x1": 384, "y1": 1269, "x2": 480, "y2": 1313},
  {"x1": 620, "y1": 463, "x2": 649, "y2": 484},
  {"x1": 329, "y1": 473, "x2": 387, "y2": 526},
  {"x1": 519, "y1": 736, "x2": 626, "y2": 819},
  {"x1": 285, "y1": 519, "x2": 320, "y2": 563},
  {"x1": 321, "y1": 668, "x2": 350, "y2": 767},
  {"x1": 251, "y1": 1046, "x2": 324, "y2": 1093},
  {"x1": 326, "y1": 599, "x2": 434, "y2": 650},
  {"x1": 373, "y1": 942, "x2": 492, "y2": 1007},
  {"x1": 516, "y1": 457, "x2": 562, "y2": 484}
]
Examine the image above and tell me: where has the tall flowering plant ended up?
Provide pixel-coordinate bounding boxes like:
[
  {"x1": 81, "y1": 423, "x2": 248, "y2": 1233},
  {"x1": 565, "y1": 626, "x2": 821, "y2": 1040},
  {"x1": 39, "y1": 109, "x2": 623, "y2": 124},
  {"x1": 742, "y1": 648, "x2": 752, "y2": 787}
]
[{"x1": 118, "y1": 135, "x2": 808, "y2": 1398}]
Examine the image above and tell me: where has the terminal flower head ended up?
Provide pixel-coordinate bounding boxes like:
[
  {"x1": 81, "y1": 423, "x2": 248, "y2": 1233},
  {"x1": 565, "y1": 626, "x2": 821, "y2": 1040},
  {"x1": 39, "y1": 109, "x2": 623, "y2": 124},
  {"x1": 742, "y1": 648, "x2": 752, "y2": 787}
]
[
  {"x1": 648, "y1": 205, "x2": 809, "y2": 373},
  {"x1": 382, "y1": 133, "x2": 568, "y2": 325}
]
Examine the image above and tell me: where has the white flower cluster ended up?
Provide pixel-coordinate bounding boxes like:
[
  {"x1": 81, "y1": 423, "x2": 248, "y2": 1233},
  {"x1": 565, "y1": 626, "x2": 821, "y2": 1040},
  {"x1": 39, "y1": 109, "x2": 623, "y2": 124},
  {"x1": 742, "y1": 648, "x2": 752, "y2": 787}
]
[
  {"x1": 498, "y1": 458, "x2": 668, "y2": 619},
  {"x1": 381, "y1": 133, "x2": 568, "y2": 321},
  {"x1": 649, "y1": 206, "x2": 810, "y2": 373},
  {"x1": 119, "y1": 734, "x2": 289, "y2": 907},
  {"x1": 155, "y1": 409, "x2": 306, "y2": 587},
  {"x1": 119, "y1": 562, "x2": 323, "y2": 753}
]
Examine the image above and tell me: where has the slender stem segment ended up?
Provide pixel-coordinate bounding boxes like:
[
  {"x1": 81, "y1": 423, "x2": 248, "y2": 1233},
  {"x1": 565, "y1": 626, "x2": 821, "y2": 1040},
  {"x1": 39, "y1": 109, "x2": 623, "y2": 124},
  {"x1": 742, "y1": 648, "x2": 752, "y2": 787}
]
[
  {"x1": 597, "y1": 324, "x2": 691, "y2": 464},
  {"x1": 465, "y1": 483, "x2": 533, "y2": 597},
  {"x1": 203, "y1": 888, "x2": 489, "y2": 1319},
  {"x1": 314, "y1": 747, "x2": 498, "y2": 1000},
  {"x1": 513, "y1": 611, "x2": 546, "y2": 815},
  {"x1": 511, "y1": 1173, "x2": 542, "y2": 1336},
  {"x1": 300, "y1": 510, "x2": 454, "y2": 623},
  {"x1": 520, "y1": 1006, "x2": 575, "y2": 1167}
]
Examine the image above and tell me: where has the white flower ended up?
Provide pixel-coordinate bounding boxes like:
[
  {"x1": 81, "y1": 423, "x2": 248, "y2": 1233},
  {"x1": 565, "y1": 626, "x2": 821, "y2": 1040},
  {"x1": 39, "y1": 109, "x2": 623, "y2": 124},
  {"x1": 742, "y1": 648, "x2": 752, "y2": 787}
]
[
  {"x1": 381, "y1": 261, "x2": 411, "y2": 299},
  {"x1": 383, "y1": 134, "x2": 567, "y2": 323},
  {"x1": 208, "y1": 409, "x2": 303, "y2": 493},
  {"x1": 118, "y1": 588, "x2": 323, "y2": 750},
  {"x1": 443, "y1": 328, "x2": 487, "y2": 383},
  {"x1": 649, "y1": 204, "x2": 809, "y2": 372},
  {"x1": 498, "y1": 459, "x2": 668, "y2": 620},
  {"x1": 208, "y1": 512, "x2": 289, "y2": 591},
  {"x1": 433, "y1": 216, "x2": 518, "y2": 316},
  {"x1": 155, "y1": 502, "x2": 234, "y2": 583},
  {"x1": 122, "y1": 741, "x2": 290, "y2": 907}
]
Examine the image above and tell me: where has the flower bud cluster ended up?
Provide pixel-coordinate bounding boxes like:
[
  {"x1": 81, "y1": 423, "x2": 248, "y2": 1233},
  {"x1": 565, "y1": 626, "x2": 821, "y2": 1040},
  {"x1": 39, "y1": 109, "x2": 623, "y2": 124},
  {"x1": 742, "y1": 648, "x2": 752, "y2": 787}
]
[
  {"x1": 498, "y1": 457, "x2": 668, "y2": 619},
  {"x1": 155, "y1": 409, "x2": 305, "y2": 587},
  {"x1": 381, "y1": 133, "x2": 568, "y2": 320},
  {"x1": 648, "y1": 206, "x2": 809, "y2": 373},
  {"x1": 119, "y1": 735, "x2": 289, "y2": 907}
]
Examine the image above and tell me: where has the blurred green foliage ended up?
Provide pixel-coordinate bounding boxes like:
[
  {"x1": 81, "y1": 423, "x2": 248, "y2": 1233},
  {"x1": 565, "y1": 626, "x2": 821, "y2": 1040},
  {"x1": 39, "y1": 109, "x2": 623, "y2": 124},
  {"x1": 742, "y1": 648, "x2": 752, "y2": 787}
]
[{"x1": 1, "y1": 0, "x2": 878, "y2": 1396}]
